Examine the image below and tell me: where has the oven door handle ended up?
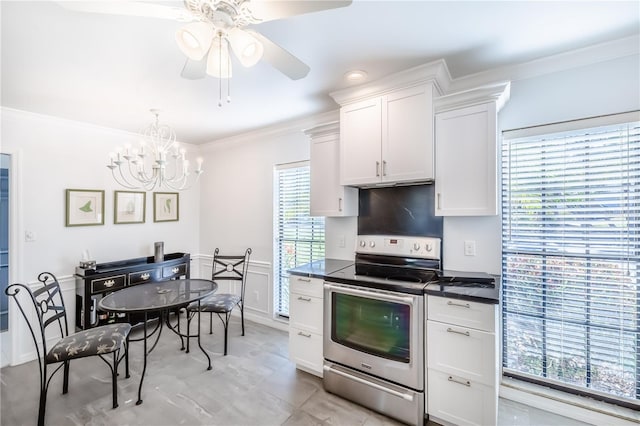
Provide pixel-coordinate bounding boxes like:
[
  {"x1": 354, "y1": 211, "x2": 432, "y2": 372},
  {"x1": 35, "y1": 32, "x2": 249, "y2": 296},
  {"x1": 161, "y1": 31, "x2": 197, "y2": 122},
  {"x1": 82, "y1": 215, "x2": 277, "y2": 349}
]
[
  {"x1": 323, "y1": 283, "x2": 415, "y2": 305},
  {"x1": 323, "y1": 365, "x2": 414, "y2": 402}
]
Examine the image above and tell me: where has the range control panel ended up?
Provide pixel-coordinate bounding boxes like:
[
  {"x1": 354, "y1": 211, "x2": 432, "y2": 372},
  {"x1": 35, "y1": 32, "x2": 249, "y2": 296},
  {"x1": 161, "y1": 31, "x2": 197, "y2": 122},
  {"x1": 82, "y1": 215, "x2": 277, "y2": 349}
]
[{"x1": 355, "y1": 235, "x2": 441, "y2": 260}]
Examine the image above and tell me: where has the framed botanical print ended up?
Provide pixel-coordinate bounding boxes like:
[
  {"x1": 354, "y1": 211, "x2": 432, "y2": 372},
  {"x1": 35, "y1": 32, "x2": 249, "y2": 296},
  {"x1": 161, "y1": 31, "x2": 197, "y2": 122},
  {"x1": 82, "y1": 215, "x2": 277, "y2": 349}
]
[
  {"x1": 65, "y1": 189, "x2": 105, "y2": 226},
  {"x1": 114, "y1": 191, "x2": 146, "y2": 224},
  {"x1": 153, "y1": 192, "x2": 179, "y2": 222}
]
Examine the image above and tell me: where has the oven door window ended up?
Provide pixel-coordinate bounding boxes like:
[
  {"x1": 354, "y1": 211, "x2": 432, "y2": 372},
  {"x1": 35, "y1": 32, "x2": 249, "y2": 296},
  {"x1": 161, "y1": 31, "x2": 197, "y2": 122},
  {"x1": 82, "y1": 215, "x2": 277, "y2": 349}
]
[{"x1": 331, "y1": 292, "x2": 411, "y2": 363}]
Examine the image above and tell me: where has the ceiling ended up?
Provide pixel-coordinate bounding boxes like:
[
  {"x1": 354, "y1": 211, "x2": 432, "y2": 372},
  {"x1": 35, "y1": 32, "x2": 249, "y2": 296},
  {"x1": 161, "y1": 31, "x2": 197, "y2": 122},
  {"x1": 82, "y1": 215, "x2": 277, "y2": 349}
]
[{"x1": 2, "y1": 1, "x2": 639, "y2": 145}]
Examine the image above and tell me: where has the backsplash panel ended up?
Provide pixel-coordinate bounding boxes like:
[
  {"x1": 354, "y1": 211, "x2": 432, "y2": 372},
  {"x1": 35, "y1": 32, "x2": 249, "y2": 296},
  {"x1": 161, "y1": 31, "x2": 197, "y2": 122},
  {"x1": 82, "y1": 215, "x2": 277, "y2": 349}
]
[{"x1": 358, "y1": 184, "x2": 443, "y2": 238}]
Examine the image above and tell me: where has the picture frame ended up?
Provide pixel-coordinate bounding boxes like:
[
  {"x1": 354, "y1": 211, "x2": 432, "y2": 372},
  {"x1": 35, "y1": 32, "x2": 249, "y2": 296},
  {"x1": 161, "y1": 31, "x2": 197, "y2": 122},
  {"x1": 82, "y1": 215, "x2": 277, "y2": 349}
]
[
  {"x1": 153, "y1": 192, "x2": 179, "y2": 222},
  {"x1": 65, "y1": 189, "x2": 105, "y2": 227},
  {"x1": 114, "y1": 190, "x2": 146, "y2": 224}
]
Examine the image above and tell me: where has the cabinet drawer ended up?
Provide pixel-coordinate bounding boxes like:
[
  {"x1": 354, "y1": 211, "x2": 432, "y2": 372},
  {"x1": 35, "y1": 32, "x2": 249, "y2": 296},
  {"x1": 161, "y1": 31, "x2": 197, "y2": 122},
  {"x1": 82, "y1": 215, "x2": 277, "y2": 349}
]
[
  {"x1": 427, "y1": 369, "x2": 497, "y2": 426},
  {"x1": 427, "y1": 320, "x2": 496, "y2": 386},
  {"x1": 162, "y1": 263, "x2": 187, "y2": 279},
  {"x1": 289, "y1": 276, "x2": 323, "y2": 298},
  {"x1": 129, "y1": 269, "x2": 157, "y2": 285},
  {"x1": 91, "y1": 275, "x2": 126, "y2": 294},
  {"x1": 427, "y1": 296, "x2": 496, "y2": 332},
  {"x1": 289, "y1": 293, "x2": 323, "y2": 334},
  {"x1": 289, "y1": 326, "x2": 323, "y2": 377}
]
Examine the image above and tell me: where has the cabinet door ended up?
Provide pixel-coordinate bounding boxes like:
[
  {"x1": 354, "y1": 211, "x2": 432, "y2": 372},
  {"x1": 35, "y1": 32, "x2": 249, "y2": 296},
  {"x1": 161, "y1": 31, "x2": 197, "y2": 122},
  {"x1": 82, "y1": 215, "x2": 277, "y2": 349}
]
[
  {"x1": 311, "y1": 132, "x2": 358, "y2": 216},
  {"x1": 289, "y1": 327, "x2": 323, "y2": 377},
  {"x1": 435, "y1": 102, "x2": 498, "y2": 216},
  {"x1": 382, "y1": 85, "x2": 434, "y2": 183},
  {"x1": 340, "y1": 98, "x2": 382, "y2": 186}
]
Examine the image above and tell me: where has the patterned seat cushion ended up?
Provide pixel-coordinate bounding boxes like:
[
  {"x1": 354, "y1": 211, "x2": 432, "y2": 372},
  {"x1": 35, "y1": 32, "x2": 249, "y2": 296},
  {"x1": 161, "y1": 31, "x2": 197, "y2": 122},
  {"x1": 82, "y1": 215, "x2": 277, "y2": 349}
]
[
  {"x1": 188, "y1": 293, "x2": 240, "y2": 313},
  {"x1": 46, "y1": 323, "x2": 131, "y2": 363}
]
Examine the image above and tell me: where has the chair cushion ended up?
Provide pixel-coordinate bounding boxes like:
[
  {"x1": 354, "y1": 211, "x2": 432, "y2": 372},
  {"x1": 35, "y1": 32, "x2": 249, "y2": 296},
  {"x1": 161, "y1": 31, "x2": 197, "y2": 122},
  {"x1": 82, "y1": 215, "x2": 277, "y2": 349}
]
[
  {"x1": 46, "y1": 323, "x2": 131, "y2": 363},
  {"x1": 188, "y1": 293, "x2": 240, "y2": 313}
]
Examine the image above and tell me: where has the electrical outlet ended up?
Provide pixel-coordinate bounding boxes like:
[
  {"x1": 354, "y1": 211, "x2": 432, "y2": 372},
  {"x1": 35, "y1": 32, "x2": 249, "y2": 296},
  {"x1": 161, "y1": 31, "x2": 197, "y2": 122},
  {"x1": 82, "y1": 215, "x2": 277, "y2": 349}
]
[
  {"x1": 464, "y1": 240, "x2": 476, "y2": 256},
  {"x1": 339, "y1": 235, "x2": 346, "y2": 248},
  {"x1": 25, "y1": 230, "x2": 36, "y2": 242}
]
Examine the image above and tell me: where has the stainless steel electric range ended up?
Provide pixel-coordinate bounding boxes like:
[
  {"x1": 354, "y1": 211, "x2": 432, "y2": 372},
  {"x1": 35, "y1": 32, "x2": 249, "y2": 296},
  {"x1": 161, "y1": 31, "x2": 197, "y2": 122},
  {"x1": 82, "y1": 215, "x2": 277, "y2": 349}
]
[{"x1": 322, "y1": 234, "x2": 496, "y2": 425}]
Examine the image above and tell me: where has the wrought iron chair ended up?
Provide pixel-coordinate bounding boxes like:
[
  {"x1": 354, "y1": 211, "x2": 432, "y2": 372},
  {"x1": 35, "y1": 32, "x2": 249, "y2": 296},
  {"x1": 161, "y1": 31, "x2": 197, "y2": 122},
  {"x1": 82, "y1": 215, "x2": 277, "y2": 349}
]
[
  {"x1": 5, "y1": 272, "x2": 131, "y2": 426},
  {"x1": 187, "y1": 248, "x2": 251, "y2": 355}
]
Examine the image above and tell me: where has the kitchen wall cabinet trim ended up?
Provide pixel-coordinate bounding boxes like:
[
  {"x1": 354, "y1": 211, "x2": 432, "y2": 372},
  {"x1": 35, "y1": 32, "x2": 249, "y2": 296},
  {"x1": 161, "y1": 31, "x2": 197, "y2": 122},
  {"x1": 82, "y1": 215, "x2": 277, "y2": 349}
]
[
  {"x1": 434, "y1": 82, "x2": 510, "y2": 216},
  {"x1": 330, "y1": 59, "x2": 451, "y2": 106},
  {"x1": 305, "y1": 121, "x2": 358, "y2": 217},
  {"x1": 288, "y1": 275, "x2": 324, "y2": 377}
]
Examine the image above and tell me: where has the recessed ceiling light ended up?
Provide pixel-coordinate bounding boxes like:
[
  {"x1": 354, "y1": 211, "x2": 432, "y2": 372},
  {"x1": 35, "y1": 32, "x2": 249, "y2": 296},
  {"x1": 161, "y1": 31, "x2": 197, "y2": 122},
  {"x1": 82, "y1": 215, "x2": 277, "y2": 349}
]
[{"x1": 344, "y1": 70, "x2": 368, "y2": 82}]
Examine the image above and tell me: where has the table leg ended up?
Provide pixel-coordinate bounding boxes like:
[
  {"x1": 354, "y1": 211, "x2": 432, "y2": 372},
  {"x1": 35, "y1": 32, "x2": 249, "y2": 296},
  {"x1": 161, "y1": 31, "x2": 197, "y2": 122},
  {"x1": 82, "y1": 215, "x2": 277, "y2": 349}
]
[
  {"x1": 196, "y1": 302, "x2": 212, "y2": 370},
  {"x1": 136, "y1": 311, "x2": 148, "y2": 405}
]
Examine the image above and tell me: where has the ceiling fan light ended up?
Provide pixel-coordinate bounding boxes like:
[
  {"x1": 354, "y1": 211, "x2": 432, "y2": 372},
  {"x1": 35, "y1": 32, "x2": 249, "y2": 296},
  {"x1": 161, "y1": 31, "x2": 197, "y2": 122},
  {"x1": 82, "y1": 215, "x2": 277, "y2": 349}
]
[
  {"x1": 175, "y1": 22, "x2": 214, "y2": 61},
  {"x1": 206, "y1": 37, "x2": 232, "y2": 79},
  {"x1": 228, "y1": 28, "x2": 264, "y2": 68}
]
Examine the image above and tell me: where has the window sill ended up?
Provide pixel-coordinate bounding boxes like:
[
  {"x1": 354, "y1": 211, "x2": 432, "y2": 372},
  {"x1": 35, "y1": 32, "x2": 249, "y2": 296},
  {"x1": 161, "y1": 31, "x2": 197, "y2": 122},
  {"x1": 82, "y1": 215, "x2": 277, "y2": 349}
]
[{"x1": 500, "y1": 377, "x2": 639, "y2": 426}]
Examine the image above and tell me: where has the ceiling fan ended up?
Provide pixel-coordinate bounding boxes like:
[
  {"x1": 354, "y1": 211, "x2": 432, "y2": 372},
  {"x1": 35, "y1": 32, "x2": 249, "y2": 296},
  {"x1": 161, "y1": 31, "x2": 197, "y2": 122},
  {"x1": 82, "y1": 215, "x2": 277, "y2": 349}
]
[{"x1": 56, "y1": 0, "x2": 352, "y2": 81}]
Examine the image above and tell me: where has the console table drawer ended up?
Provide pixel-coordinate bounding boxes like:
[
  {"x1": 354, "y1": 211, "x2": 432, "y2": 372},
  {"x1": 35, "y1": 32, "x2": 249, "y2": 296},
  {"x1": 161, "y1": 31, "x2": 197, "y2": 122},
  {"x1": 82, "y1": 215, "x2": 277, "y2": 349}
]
[
  {"x1": 163, "y1": 263, "x2": 187, "y2": 279},
  {"x1": 129, "y1": 269, "x2": 157, "y2": 285},
  {"x1": 91, "y1": 275, "x2": 126, "y2": 294}
]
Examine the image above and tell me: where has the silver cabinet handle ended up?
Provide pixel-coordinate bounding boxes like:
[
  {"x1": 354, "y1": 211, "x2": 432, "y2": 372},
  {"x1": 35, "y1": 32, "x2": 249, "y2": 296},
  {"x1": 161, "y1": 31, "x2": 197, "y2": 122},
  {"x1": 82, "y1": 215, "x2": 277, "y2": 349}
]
[
  {"x1": 103, "y1": 280, "x2": 115, "y2": 288},
  {"x1": 297, "y1": 296, "x2": 312, "y2": 302},
  {"x1": 437, "y1": 192, "x2": 442, "y2": 210},
  {"x1": 448, "y1": 376, "x2": 471, "y2": 387},
  {"x1": 297, "y1": 277, "x2": 311, "y2": 283},
  {"x1": 297, "y1": 331, "x2": 311, "y2": 338},
  {"x1": 447, "y1": 327, "x2": 470, "y2": 337},
  {"x1": 447, "y1": 300, "x2": 471, "y2": 309},
  {"x1": 382, "y1": 160, "x2": 387, "y2": 176},
  {"x1": 375, "y1": 161, "x2": 380, "y2": 177},
  {"x1": 338, "y1": 197, "x2": 343, "y2": 212},
  {"x1": 323, "y1": 365, "x2": 414, "y2": 402}
]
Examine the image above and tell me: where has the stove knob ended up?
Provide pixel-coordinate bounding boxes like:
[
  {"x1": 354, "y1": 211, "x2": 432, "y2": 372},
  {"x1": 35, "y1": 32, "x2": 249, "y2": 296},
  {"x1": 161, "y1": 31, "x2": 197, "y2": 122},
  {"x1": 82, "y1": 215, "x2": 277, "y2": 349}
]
[
  {"x1": 369, "y1": 241, "x2": 376, "y2": 248},
  {"x1": 413, "y1": 243, "x2": 421, "y2": 251},
  {"x1": 425, "y1": 244, "x2": 432, "y2": 252},
  {"x1": 359, "y1": 240, "x2": 366, "y2": 248}
]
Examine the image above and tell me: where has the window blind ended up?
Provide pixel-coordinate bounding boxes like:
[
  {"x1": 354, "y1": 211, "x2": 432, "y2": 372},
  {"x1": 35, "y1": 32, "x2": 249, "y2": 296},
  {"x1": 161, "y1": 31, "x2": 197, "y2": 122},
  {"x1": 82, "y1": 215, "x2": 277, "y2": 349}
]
[
  {"x1": 501, "y1": 114, "x2": 640, "y2": 408},
  {"x1": 274, "y1": 162, "x2": 325, "y2": 317}
]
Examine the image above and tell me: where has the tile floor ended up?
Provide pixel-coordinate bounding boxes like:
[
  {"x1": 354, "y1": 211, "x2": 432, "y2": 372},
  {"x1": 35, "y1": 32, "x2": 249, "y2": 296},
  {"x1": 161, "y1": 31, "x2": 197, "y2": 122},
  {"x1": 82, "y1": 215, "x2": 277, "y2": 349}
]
[{"x1": 1, "y1": 315, "x2": 590, "y2": 426}]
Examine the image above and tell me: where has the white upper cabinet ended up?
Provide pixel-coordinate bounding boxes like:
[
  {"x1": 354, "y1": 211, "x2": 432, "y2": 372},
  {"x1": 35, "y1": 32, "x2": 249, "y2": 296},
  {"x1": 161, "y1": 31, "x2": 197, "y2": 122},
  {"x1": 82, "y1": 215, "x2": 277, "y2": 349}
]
[
  {"x1": 434, "y1": 82, "x2": 510, "y2": 216},
  {"x1": 306, "y1": 121, "x2": 358, "y2": 217},
  {"x1": 331, "y1": 60, "x2": 451, "y2": 187}
]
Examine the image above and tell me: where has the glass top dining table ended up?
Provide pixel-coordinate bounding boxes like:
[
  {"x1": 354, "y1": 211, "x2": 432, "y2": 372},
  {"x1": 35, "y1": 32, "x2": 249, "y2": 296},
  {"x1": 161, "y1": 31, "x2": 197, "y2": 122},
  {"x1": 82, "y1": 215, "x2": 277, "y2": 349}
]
[
  {"x1": 99, "y1": 278, "x2": 217, "y2": 313},
  {"x1": 99, "y1": 278, "x2": 218, "y2": 405}
]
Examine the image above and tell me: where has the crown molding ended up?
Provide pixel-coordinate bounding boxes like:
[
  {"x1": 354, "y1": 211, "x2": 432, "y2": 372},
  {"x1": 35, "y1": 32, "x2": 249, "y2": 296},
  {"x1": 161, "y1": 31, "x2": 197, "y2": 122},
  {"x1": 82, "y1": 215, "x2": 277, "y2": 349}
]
[
  {"x1": 434, "y1": 81, "x2": 511, "y2": 114},
  {"x1": 448, "y1": 35, "x2": 639, "y2": 93},
  {"x1": 303, "y1": 121, "x2": 339, "y2": 138},
  {"x1": 200, "y1": 109, "x2": 339, "y2": 152},
  {"x1": 329, "y1": 59, "x2": 452, "y2": 105}
]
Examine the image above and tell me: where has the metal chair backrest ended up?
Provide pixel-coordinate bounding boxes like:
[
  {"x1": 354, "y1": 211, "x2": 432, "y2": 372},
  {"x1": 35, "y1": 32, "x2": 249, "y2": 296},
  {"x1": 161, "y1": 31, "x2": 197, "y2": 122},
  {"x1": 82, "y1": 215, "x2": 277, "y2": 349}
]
[
  {"x1": 211, "y1": 248, "x2": 252, "y2": 302},
  {"x1": 5, "y1": 272, "x2": 69, "y2": 380}
]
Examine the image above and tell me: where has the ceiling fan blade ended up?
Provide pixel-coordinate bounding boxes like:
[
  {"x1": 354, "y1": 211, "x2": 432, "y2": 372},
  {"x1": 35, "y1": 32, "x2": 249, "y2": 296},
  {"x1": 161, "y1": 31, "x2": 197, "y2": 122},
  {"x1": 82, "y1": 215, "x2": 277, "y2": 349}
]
[
  {"x1": 180, "y1": 58, "x2": 207, "y2": 80},
  {"x1": 248, "y1": 31, "x2": 310, "y2": 80},
  {"x1": 248, "y1": 1, "x2": 352, "y2": 23},
  {"x1": 54, "y1": 1, "x2": 194, "y2": 21}
]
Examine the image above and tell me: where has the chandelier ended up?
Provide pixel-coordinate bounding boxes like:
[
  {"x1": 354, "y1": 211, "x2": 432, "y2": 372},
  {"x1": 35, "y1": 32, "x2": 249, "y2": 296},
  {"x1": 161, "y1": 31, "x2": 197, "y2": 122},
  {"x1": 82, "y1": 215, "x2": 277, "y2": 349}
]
[{"x1": 107, "y1": 110, "x2": 203, "y2": 191}]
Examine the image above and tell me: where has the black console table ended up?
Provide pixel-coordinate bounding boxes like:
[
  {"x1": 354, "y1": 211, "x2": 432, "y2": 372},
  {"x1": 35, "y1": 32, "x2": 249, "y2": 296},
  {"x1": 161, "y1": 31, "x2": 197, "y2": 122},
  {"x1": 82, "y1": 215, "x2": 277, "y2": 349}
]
[{"x1": 75, "y1": 252, "x2": 190, "y2": 330}]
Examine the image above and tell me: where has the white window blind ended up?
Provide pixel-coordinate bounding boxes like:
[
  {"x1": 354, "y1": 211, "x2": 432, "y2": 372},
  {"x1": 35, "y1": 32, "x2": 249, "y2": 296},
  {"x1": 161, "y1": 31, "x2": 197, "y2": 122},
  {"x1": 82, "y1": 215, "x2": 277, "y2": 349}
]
[
  {"x1": 501, "y1": 113, "x2": 640, "y2": 408},
  {"x1": 274, "y1": 162, "x2": 325, "y2": 317}
]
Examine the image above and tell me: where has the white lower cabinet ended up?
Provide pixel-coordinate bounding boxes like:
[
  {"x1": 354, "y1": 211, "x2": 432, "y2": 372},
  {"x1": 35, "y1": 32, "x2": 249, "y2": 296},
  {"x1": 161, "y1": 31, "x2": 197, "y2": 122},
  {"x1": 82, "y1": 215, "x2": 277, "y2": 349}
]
[
  {"x1": 427, "y1": 296, "x2": 499, "y2": 425},
  {"x1": 288, "y1": 276, "x2": 324, "y2": 377}
]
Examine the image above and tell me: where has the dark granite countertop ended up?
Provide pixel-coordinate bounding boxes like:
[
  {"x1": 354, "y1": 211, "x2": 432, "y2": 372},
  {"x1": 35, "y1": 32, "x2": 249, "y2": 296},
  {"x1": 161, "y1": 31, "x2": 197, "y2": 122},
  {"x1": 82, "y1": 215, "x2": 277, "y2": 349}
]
[
  {"x1": 288, "y1": 259, "x2": 354, "y2": 279},
  {"x1": 425, "y1": 271, "x2": 501, "y2": 304}
]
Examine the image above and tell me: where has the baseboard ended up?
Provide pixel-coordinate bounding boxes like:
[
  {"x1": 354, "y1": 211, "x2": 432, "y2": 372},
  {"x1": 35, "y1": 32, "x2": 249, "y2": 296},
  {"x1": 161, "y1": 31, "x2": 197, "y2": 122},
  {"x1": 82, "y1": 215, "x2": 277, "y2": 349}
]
[{"x1": 500, "y1": 378, "x2": 639, "y2": 426}]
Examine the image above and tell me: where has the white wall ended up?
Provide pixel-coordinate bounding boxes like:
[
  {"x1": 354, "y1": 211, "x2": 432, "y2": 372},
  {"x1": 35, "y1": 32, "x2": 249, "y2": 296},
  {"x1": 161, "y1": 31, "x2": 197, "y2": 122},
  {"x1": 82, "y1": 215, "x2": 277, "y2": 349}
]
[
  {"x1": 1, "y1": 108, "x2": 201, "y2": 363},
  {"x1": 197, "y1": 111, "x2": 339, "y2": 326},
  {"x1": 441, "y1": 54, "x2": 640, "y2": 274}
]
